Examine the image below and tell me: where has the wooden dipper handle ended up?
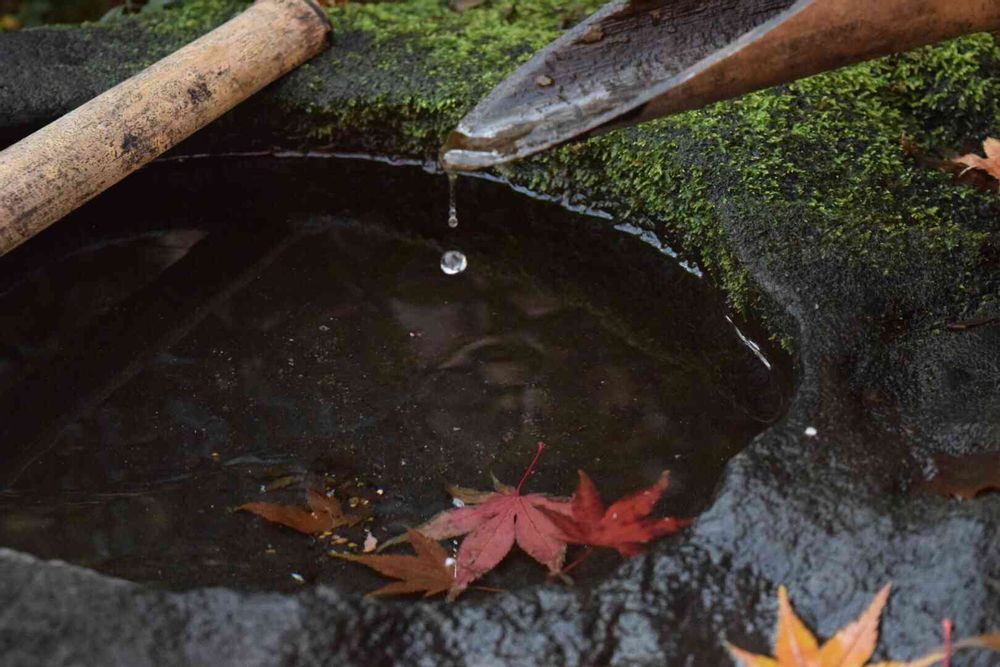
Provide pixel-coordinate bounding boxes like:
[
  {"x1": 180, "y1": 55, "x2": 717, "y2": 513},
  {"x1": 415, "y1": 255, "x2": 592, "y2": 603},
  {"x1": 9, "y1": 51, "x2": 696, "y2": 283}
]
[{"x1": 0, "y1": 0, "x2": 331, "y2": 255}]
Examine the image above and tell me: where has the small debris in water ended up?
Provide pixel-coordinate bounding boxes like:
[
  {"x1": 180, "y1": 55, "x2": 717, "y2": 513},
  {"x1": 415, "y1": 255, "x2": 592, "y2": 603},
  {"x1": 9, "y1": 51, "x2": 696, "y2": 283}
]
[
  {"x1": 535, "y1": 74, "x2": 554, "y2": 87},
  {"x1": 290, "y1": 572, "x2": 306, "y2": 584},
  {"x1": 262, "y1": 474, "x2": 299, "y2": 492},
  {"x1": 440, "y1": 250, "x2": 468, "y2": 275},
  {"x1": 804, "y1": 426, "x2": 818, "y2": 437},
  {"x1": 363, "y1": 531, "x2": 378, "y2": 553},
  {"x1": 210, "y1": 451, "x2": 221, "y2": 462}
]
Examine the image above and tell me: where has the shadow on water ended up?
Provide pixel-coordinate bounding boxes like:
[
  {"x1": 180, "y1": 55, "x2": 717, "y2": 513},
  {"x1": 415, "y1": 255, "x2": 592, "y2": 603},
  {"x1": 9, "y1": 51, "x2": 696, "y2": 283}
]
[{"x1": 0, "y1": 157, "x2": 792, "y2": 593}]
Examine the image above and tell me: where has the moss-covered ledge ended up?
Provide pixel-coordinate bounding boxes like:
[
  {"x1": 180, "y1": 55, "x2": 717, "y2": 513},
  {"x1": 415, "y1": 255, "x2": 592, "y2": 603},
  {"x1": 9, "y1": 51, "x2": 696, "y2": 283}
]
[{"x1": 1, "y1": 0, "x2": 998, "y2": 350}]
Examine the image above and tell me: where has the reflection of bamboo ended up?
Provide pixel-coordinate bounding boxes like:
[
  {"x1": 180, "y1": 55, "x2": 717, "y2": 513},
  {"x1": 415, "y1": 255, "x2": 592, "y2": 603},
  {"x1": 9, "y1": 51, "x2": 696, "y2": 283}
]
[
  {"x1": 0, "y1": 226, "x2": 302, "y2": 488},
  {"x1": 0, "y1": 0, "x2": 329, "y2": 255}
]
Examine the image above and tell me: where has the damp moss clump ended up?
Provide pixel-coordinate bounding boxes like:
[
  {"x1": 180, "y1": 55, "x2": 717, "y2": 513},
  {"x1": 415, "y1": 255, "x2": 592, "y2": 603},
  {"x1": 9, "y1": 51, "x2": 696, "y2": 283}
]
[
  {"x1": 36, "y1": 0, "x2": 1000, "y2": 343},
  {"x1": 500, "y1": 36, "x2": 1000, "y2": 335},
  {"x1": 285, "y1": 0, "x2": 998, "y2": 342}
]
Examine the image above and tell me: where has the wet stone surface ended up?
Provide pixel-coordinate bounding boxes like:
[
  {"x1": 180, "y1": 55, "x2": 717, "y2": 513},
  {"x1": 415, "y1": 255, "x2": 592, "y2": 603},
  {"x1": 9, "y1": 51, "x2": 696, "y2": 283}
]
[
  {"x1": 1, "y1": 8, "x2": 1000, "y2": 665},
  {"x1": 0, "y1": 158, "x2": 787, "y2": 595}
]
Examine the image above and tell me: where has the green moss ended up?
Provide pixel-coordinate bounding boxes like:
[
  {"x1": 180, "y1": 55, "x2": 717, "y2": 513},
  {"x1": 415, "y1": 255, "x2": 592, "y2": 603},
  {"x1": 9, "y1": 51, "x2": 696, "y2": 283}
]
[
  {"x1": 139, "y1": 0, "x2": 244, "y2": 38},
  {"x1": 491, "y1": 34, "x2": 1000, "y2": 333},
  {"x1": 114, "y1": 0, "x2": 1000, "y2": 344}
]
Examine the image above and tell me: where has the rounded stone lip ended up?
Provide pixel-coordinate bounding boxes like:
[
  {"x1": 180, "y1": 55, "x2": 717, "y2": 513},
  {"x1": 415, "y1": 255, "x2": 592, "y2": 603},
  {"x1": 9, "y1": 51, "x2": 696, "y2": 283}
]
[{"x1": 1, "y1": 7, "x2": 1000, "y2": 666}]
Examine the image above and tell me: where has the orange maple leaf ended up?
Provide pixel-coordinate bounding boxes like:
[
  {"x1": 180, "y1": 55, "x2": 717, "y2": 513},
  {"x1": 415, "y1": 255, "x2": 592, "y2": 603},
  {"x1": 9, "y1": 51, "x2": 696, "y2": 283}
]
[
  {"x1": 728, "y1": 585, "x2": 1000, "y2": 667},
  {"x1": 728, "y1": 585, "x2": 891, "y2": 667}
]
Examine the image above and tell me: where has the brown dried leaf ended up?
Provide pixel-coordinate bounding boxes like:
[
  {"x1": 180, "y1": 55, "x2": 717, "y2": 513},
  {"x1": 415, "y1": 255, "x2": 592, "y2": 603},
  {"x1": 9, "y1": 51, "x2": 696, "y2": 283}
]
[
  {"x1": 954, "y1": 137, "x2": 1000, "y2": 181},
  {"x1": 946, "y1": 315, "x2": 999, "y2": 332},
  {"x1": 577, "y1": 25, "x2": 605, "y2": 44},
  {"x1": 333, "y1": 529, "x2": 457, "y2": 598},
  {"x1": 918, "y1": 451, "x2": 1000, "y2": 500},
  {"x1": 238, "y1": 489, "x2": 362, "y2": 534}
]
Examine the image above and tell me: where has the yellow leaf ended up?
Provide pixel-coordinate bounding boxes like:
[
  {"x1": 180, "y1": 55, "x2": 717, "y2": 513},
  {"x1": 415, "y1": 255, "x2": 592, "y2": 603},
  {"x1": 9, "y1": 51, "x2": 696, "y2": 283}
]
[
  {"x1": 818, "y1": 585, "x2": 891, "y2": 667},
  {"x1": 956, "y1": 631, "x2": 1000, "y2": 652},
  {"x1": 725, "y1": 585, "x2": 1000, "y2": 667},
  {"x1": 727, "y1": 643, "x2": 780, "y2": 667},
  {"x1": 775, "y1": 585, "x2": 821, "y2": 666}
]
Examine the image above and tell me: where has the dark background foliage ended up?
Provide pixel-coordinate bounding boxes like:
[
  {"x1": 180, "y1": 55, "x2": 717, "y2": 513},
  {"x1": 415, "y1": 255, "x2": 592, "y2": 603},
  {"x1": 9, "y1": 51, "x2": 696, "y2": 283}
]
[{"x1": 0, "y1": 0, "x2": 177, "y2": 28}]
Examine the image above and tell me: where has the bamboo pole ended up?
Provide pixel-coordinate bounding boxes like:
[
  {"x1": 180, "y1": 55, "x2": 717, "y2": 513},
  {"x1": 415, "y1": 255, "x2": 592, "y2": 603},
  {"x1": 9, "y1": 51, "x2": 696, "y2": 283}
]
[{"x1": 0, "y1": 0, "x2": 330, "y2": 256}]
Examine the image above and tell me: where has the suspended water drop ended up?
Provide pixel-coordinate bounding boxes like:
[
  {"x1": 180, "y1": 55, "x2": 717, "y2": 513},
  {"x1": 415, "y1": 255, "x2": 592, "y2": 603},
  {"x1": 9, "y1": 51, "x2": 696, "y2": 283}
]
[
  {"x1": 440, "y1": 250, "x2": 467, "y2": 275},
  {"x1": 447, "y1": 172, "x2": 459, "y2": 228}
]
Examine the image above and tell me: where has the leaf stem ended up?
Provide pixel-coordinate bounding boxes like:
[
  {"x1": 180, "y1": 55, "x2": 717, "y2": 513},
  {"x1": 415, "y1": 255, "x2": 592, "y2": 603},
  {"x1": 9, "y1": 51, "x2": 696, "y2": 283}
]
[
  {"x1": 943, "y1": 619, "x2": 953, "y2": 667},
  {"x1": 563, "y1": 547, "x2": 593, "y2": 574},
  {"x1": 516, "y1": 441, "x2": 546, "y2": 493}
]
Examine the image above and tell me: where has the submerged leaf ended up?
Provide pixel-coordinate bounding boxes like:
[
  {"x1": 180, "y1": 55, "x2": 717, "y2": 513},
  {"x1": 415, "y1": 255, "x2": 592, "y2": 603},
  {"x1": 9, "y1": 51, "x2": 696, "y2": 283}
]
[
  {"x1": 918, "y1": 451, "x2": 1000, "y2": 500},
  {"x1": 238, "y1": 489, "x2": 361, "y2": 534}
]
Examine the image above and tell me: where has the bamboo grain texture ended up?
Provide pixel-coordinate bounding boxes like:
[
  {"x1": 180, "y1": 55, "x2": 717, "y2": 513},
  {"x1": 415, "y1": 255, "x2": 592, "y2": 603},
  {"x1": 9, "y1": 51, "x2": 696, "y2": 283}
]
[{"x1": 0, "y1": 0, "x2": 330, "y2": 255}]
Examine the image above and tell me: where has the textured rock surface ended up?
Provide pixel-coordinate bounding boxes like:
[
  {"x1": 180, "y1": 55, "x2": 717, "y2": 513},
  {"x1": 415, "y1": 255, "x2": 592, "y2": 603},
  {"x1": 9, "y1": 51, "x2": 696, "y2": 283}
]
[{"x1": 1, "y1": 1, "x2": 999, "y2": 665}]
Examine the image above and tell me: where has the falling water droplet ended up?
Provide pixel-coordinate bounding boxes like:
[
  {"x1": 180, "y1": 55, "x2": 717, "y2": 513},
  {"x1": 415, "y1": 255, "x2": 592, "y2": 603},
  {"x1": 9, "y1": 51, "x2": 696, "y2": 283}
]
[
  {"x1": 447, "y1": 172, "x2": 459, "y2": 228},
  {"x1": 440, "y1": 250, "x2": 467, "y2": 275}
]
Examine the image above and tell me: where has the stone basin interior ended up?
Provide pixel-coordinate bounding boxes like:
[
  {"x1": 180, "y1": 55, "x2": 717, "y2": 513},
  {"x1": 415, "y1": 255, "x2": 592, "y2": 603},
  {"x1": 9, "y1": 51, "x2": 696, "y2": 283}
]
[{"x1": 0, "y1": 156, "x2": 791, "y2": 595}]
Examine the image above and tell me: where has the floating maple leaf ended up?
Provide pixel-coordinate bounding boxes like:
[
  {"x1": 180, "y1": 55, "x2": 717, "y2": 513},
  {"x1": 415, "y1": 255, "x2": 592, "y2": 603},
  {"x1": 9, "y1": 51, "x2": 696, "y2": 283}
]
[
  {"x1": 412, "y1": 442, "x2": 572, "y2": 597},
  {"x1": 333, "y1": 529, "x2": 457, "y2": 598},
  {"x1": 543, "y1": 470, "x2": 691, "y2": 556},
  {"x1": 237, "y1": 489, "x2": 362, "y2": 534},
  {"x1": 954, "y1": 138, "x2": 1000, "y2": 182},
  {"x1": 728, "y1": 585, "x2": 1000, "y2": 667}
]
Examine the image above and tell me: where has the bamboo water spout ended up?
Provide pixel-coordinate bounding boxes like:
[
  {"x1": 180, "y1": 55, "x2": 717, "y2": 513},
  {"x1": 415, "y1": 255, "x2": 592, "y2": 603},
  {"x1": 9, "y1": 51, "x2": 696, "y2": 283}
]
[{"x1": 441, "y1": 0, "x2": 1000, "y2": 171}]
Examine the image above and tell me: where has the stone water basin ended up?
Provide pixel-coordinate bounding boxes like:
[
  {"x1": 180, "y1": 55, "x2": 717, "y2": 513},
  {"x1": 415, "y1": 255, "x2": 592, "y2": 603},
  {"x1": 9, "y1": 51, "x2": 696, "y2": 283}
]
[{"x1": 0, "y1": 156, "x2": 789, "y2": 595}]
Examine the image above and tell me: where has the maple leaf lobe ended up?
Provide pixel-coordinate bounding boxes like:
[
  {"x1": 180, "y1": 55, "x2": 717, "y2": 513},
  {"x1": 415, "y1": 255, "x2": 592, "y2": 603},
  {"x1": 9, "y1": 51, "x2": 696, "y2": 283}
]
[
  {"x1": 333, "y1": 529, "x2": 456, "y2": 598},
  {"x1": 545, "y1": 470, "x2": 691, "y2": 556}
]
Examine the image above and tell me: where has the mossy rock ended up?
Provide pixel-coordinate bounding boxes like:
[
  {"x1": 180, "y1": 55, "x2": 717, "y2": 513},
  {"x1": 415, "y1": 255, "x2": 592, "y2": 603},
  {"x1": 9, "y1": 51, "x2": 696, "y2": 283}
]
[{"x1": 1, "y1": 2, "x2": 1000, "y2": 665}]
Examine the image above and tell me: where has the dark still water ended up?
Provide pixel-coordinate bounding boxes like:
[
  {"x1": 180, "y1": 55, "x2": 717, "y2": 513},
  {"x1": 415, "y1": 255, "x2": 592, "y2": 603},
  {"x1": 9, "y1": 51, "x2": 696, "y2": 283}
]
[{"x1": 0, "y1": 157, "x2": 790, "y2": 593}]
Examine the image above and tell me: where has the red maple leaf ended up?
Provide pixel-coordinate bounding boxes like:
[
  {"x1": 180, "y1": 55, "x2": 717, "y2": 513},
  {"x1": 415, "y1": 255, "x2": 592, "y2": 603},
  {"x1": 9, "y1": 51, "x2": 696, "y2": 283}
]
[
  {"x1": 544, "y1": 470, "x2": 691, "y2": 556},
  {"x1": 414, "y1": 442, "x2": 571, "y2": 597}
]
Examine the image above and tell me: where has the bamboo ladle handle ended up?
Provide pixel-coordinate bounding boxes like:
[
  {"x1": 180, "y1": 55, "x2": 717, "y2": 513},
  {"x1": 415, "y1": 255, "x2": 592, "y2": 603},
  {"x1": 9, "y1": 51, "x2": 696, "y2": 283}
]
[{"x1": 0, "y1": 0, "x2": 331, "y2": 256}]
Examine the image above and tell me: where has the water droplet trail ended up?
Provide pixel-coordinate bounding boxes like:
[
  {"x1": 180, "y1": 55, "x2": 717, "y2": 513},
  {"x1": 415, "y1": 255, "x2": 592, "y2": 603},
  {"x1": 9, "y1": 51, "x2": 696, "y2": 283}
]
[{"x1": 447, "y1": 172, "x2": 459, "y2": 228}]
